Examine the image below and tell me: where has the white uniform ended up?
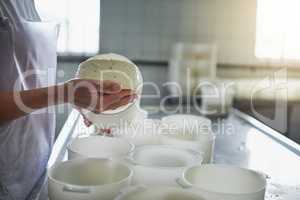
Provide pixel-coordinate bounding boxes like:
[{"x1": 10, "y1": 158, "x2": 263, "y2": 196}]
[{"x1": 0, "y1": 0, "x2": 57, "y2": 199}]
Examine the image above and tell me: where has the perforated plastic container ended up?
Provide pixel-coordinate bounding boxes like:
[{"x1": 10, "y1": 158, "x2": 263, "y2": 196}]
[{"x1": 77, "y1": 54, "x2": 144, "y2": 129}]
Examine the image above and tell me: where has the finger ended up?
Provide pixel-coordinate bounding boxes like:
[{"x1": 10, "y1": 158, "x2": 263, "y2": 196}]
[
  {"x1": 117, "y1": 89, "x2": 136, "y2": 98},
  {"x1": 101, "y1": 90, "x2": 136, "y2": 111},
  {"x1": 99, "y1": 80, "x2": 122, "y2": 94},
  {"x1": 105, "y1": 94, "x2": 136, "y2": 111},
  {"x1": 89, "y1": 79, "x2": 121, "y2": 94},
  {"x1": 101, "y1": 89, "x2": 135, "y2": 107},
  {"x1": 72, "y1": 79, "x2": 121, "y2": 94},
  {"x1": 79, "y1": 89, "x2": 136, "y2": 113},
  {"x1": 72, "y1": 89, "x2": 127, "y2": 111}
]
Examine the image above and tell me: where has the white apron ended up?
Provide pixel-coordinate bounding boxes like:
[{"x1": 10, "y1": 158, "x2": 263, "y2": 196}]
[{"x1": 0, "y1": 0, "x2": 57, "y2": 199}]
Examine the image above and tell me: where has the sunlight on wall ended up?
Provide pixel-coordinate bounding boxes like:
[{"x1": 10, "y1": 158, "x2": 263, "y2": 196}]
[
  {"x1": 35, "y1": 0, "x2": 100, "y2": 55},
  {"x1": 256, "y1": 0, "x2": 300, "y2": 60}
]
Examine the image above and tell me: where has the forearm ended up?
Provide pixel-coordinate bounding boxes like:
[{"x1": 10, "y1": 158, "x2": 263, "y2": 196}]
[{"x1": 0, "y1": 84, "x2": 66, "y2": 123}]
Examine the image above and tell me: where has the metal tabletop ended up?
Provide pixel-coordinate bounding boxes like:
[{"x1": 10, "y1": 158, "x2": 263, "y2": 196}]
[{"x1": 33, "y1": 107, "x2": 300, "y2": 200}]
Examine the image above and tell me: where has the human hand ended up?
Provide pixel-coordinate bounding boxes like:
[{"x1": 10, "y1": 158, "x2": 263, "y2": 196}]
[{"x1": 62, "y1": 79, "x2": 136, "y2": 126}]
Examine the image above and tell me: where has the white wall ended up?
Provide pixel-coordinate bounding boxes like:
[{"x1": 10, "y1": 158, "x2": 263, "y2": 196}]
[{"x1": 100, "y1": 0, "x2": 257, "y2": 64}]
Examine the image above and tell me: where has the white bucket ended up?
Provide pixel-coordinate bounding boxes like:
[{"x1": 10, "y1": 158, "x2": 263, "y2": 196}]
[
  {"x1": 159, "y1": 114, "x2": 215, "y2": 163},
  {"x1": 127, "y1": 145, "x2": 203, "y2": 186},
  {"x1": 48, "y1": 158, "x2": 133, "y2": 200},
  {"x1": 67, "y1": 136, "x2": 134, "y2": 161},
  {"x1": 114, "y1": 119, "x2": 161, "y2": 146},
  {"x1": 177, "y1": 164, "x2": 266, "y2": 200}
]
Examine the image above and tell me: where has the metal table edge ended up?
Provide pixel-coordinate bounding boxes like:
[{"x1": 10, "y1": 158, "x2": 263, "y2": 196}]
[
  {"x1": 47, "y1": 109, "x2": 81, "y2": 168},
  {"x1": 232, "y1": 108, "x2": 300, "y2": 156}
]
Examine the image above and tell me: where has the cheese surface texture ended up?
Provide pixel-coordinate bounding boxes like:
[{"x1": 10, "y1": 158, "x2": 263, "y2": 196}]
[{"x1": 77, "y1": 53, "x2": 142, "y2": 92}]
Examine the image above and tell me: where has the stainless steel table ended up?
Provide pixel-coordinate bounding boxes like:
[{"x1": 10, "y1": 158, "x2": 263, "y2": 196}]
[{"x1": 33, "y1": 107, "x2": 300, "y2": 200}]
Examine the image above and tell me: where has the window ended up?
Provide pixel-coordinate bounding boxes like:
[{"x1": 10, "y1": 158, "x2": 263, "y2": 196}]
[
  {"x1": 256, "y1": 0, "x2": 300, "y2": 60},
  {"x1": 35, "y1": 0, "x2": 100, "y2": 55}
]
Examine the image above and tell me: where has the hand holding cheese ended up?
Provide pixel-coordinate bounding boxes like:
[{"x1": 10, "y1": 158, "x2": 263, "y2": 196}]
[
  {"x1": 75, "y1": 53, "x2": 144, "y2": 129},
  {"x1": 64, "y1": 79, "x2": 137, "y2": 113}
]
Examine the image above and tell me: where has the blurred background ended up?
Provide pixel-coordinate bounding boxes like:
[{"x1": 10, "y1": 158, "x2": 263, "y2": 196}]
[{"x1": 36, "y1": 0, "x2": 300, "y2": 144}]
